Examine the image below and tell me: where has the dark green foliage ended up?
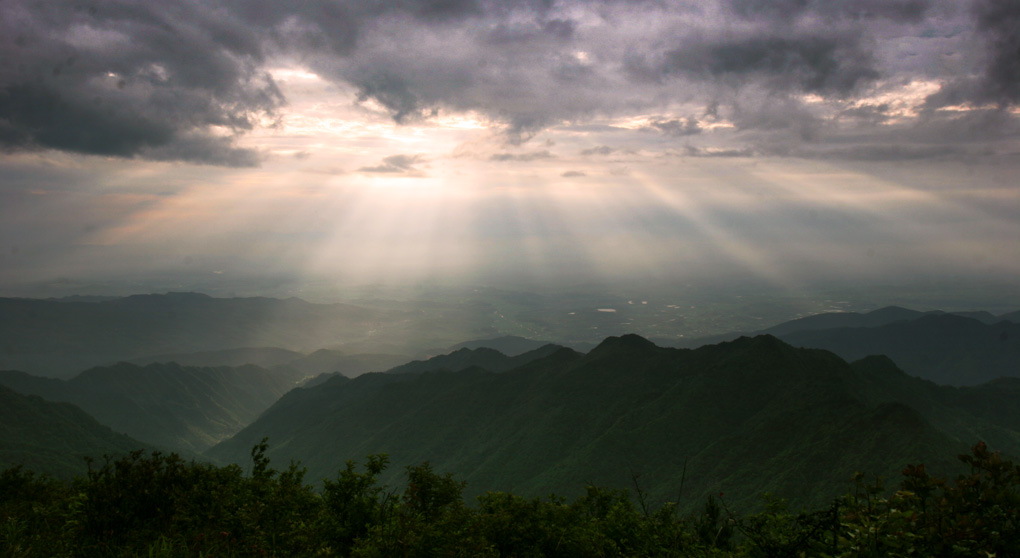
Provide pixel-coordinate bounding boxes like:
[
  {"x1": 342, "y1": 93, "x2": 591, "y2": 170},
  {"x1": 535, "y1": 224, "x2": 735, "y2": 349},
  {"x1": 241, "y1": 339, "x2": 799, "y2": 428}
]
[
  {"x1": 840, "y1": 442, "x2": 1020, "y2": 557},
  {"x1": 730, "y1": 495, "x2": 837, "y2": 558},
  {"x1": 58, "y1": 443, "x2": 320, "y2": 556},
  {"x1": 320, "y1": 454, "x2": 394, "y2": 555},
  {"x1": 0, "y1": 466, "x2": 71, "y2": 556},
  {"x1": 695, "y1": 496, "x2": 733, "y2": 551},
  {"x1": 3, "y1": 442, "x2": 1020, "y2": 557}
]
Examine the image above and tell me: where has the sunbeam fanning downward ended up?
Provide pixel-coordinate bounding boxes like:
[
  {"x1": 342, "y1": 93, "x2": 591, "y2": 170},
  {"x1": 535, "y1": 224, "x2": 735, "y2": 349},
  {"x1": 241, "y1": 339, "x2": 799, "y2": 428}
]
[
  {"x1": 36, "y1": 143, "x2": 1014, "y2": 295},
  {"x1": 305, "y1": 177, "x2": 481, "y2": 283}
]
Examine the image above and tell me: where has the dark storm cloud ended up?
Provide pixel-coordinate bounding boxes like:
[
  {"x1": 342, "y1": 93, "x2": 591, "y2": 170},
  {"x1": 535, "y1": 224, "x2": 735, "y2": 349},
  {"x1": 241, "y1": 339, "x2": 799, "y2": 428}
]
[
  {"x1": 0, "y1": 82, "x2": 172, "y2": 156},
  {"x1": 972, "y1": 0, "x2": 1020, "y2": 104},
  {"x1": 728, "y1": 0, "x2": 931, "y2": 23},
  {"x1": 742, "y1": 104, "x2": 1020, "y2": 162},
  {"x1": 0, "y1": 0, "x2": 286, "y2": 165},
  {"x1": 921, "y1": 0, "x2": 1020, "y2": 110},
  {"x1": 804, "y1": 144, "x2": 957, "y2": 161},
  {"x1": 485, "y1": 17, "x2": 575, "y2": 45},
  {"x1": 332, "y1": 4, "x2": 585, "y2": 138},
  {"x1": 389, "y1": 0, "x2": 484, "y2": 22},
  {"x1": 2, "y1": 0, "x2": 1015, "y2": 166},
  {"x1": 660, "y1": 32, "x2": 879, "y2": 95},
  {"x1": 355, "y1": 73, "x2": 435, "y2": 124},
  {"x1": 907, "y1": 107, "x2": 1020, "y2": 146},
  {"x1": 838, "y1": 103, "x2": 892, "y2": 124},
  {"x1": 145, "y1": 134, "x2": 262, "y2": 167}
]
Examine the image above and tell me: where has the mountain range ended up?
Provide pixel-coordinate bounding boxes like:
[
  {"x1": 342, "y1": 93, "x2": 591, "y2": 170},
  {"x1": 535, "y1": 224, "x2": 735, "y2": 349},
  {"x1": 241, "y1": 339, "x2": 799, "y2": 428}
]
[
  {"x1": 208, "y1": 334, "x2": 1016, "y2": 511},
  {"x1": 3, "y1": 295, "x2": 1018, "y2": 513},
  {"x1": 676, "y1": 306, "x2": 1020, "y2": 385}
]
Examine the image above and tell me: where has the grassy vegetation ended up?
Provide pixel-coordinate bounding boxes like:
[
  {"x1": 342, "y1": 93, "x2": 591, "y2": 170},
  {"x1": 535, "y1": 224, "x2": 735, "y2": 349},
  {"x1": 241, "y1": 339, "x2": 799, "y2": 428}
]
[{"x1": 3, "y1": 441, "x2": 1018, "y2": 557}]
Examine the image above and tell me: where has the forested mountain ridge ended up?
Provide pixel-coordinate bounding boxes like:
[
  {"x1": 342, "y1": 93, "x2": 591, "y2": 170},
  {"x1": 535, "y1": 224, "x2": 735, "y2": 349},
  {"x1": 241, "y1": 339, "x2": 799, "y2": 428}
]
[
  {"x1": 0, "y1": 361, "x2": 308, "y2": 453},
  {"x1": 678, "y1": 306, "x2": 1020, "y2": 385},
  {"x1": 208, "y1": 334, "x2": 1008, "y2": 512},
  {"x1": 0, "y1": 385, "x2": 148, "y2": 478}
]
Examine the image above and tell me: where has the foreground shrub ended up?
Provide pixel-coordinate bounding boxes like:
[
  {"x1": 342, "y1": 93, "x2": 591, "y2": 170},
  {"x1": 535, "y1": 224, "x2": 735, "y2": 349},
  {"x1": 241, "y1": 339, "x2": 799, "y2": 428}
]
[{"x1": 1, "y1": 442, "x2": 1017, "y2": 557}]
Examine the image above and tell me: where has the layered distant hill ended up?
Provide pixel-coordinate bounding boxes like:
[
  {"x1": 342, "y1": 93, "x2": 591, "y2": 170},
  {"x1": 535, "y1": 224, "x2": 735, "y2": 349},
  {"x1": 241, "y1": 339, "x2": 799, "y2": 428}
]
[
  {"x1": 0, "y1": 385, "x2": 148, "y2": 478},
  {"x1": 208, "y1": 334, "x2": 1016, "y2": 512},
  {"x1": 446, "y1": 335, "x2": 596, "y2": 356},
  {"x1": 779, "y1": 313, "x2": 1020, "y2": 385},
  {"x1": 385, "y1": 343, "x2": 565, "y2": 375},
  {"x1": 0, "y1": 292, "x2": 496, "y2": 378},
  {"x1": 0, "y1": 293, "x2": 381, "y2": 377},
  {"x1": 0, "y1": 362, "x2": 307, "y2": 453},
  {"x1": 447, "y1": 335, "x2": 556, "y2": 356},
  {"x1": 126, "y1": 347, "x2": 411, "y2": 379},
  {"x1": 679, "y1": 307, "x2": 1020, "y2": 385}
]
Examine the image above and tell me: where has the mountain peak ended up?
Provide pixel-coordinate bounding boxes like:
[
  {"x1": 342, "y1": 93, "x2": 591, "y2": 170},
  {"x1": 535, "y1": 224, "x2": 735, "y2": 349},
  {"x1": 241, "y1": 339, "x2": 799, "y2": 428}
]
[
  {"x1": 716, "y1": 334, "x2": 802, "y2": 363},
  {"x1": 725, "y1": 333, "x2": 787, "y2": 349},
  {"x1": 588, "y1": 333, "x2": 658, "y2": 356}
]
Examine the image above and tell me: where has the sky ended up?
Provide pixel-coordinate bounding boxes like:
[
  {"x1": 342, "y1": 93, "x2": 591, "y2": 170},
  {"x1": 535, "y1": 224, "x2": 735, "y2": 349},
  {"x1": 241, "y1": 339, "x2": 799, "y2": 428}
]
[{"x1": 1, "y1": 0, "x2": 1019, "y2": 299}]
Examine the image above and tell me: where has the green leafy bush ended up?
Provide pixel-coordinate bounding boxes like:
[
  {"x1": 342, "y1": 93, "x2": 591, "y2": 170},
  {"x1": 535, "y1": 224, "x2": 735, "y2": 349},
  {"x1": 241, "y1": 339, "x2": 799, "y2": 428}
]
[{"x1": 2, "y1": 442, "x2": 1018, "y2": 557}]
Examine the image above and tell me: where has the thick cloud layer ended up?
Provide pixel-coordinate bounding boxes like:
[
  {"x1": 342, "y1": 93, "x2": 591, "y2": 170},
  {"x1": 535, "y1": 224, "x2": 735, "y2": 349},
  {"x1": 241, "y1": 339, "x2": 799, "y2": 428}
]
[
  {"x1": 0, "y1": 1, "x2": 286, "y2": 165},
  {"x1": 1, "y1": 0, "x2": 1017, "y2": 165},
  {"x1": 972, "y1": 0, "x2": 1020, "y2": 104}
]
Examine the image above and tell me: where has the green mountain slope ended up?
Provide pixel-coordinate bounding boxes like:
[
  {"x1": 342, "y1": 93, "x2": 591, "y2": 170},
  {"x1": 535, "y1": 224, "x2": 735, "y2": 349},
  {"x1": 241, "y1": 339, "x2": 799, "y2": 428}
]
[
  {"x1": 847, "y1": 355, "x2": 1020, "y2": 452},
  {"x1": 0, "y1": 362, "x2": 307, "y2": 453},
  {"x1": 0, "y1": 385, "x2": 147, "y2": 478},
  {"x1": 208, "y1": 335, "x2": 1003, "y2": 511}
]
